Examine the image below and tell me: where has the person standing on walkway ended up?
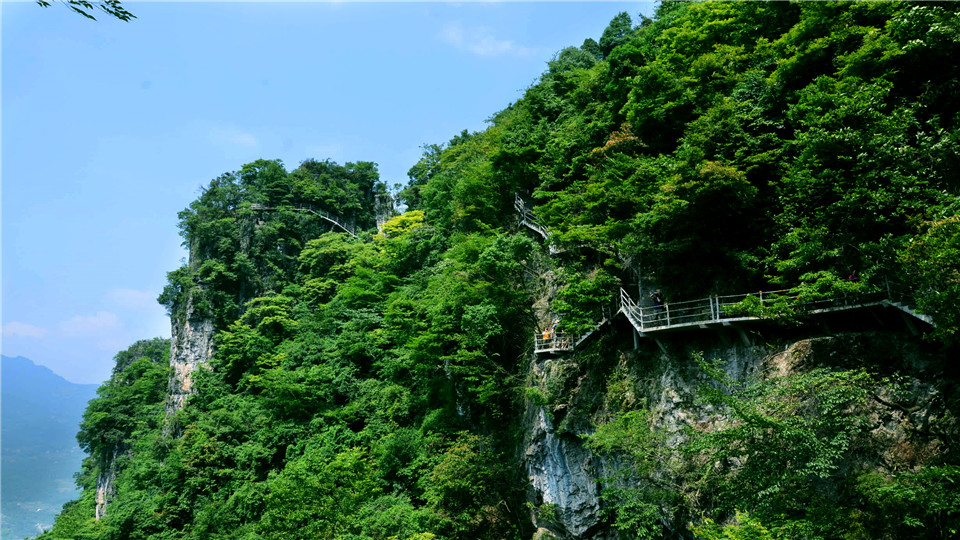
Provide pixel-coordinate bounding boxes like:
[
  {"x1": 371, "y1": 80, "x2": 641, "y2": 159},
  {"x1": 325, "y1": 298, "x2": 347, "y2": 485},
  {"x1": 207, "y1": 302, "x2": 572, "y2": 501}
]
[{"x1": 650, "y1": 289, "x2": 665, "y2": 323}]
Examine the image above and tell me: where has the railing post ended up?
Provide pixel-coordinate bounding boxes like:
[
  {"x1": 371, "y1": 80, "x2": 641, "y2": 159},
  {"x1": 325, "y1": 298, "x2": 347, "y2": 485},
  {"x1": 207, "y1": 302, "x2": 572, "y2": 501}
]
[{"x1": 665, "y1": 303, "x2": 671, "y2": 327}]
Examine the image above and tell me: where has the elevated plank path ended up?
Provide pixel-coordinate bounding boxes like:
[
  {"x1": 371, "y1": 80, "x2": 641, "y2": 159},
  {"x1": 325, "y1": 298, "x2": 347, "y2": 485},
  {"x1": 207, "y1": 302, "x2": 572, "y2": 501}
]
[
  {"x1": 535, "y1": 304, "x2": 617, "y2": 354},
  {"x1": 249, "y1": 203, "x2": 356, "y2": 236},
  {"x1": 515, "y1": 194, "x2": 549, "y2": 241},
  {"x1": 536, "y1": 287, "x2": 933, "y2": 354},
  {"x1": 616, "y1": 288, "x2": 935, "y2": 334},
  {"x1": 516, "y1": 196, "x2": 934, "y2": 355}
]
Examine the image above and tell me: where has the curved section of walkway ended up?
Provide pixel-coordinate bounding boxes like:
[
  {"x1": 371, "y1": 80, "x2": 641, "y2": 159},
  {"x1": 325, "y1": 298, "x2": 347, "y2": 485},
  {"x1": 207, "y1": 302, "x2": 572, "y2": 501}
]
[
  {"x1": 535, "y1": 287, "x2": 933, "y2": 354},
  {"x1": 249, "y1": 203, "x2": 356, "y2": 236},
  {"x1": 515, "y1": 194, "x2": 549, "y2": 241}
]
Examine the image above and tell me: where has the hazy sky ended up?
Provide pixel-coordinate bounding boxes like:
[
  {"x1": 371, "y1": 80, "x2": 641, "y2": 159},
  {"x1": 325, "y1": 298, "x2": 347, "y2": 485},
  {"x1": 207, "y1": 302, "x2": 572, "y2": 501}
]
[{"x1": 2, "y1": 0, "x2": 654, "y2": 384}]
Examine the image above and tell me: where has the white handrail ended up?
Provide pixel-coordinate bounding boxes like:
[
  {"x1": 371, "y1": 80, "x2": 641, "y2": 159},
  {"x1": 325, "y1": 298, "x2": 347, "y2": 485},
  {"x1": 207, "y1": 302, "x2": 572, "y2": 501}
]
[
  {"x1": 248, "y1": 203, "x2": 356, "y2": 236},
  {"x1": 536, "y1": 285, "x2": 928, "y2": 355},
  {"x1": 517, "y1": 197, "x2": 932, "y2": 355},
  {"x1": 616, "y1": 287, "x2": 911, "y2": 334},
  {"x1": 534, "y1": 301, "x2": 617, "y2": 354},
  {"x1": 515, "y1": 194, "x2": 550, "y2": 241}
]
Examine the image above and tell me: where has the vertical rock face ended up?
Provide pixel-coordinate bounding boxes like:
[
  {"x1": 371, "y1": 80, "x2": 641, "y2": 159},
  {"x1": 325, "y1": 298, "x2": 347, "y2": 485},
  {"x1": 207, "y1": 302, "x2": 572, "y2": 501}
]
[
  {"x1": 165, "y1": 294, "x2": 215, "y2": 419},
  {"x1": 523, "y1": 338, "x2": 761, "y2": 539},
  {"x1": 94, "y1": 460, "x2": 117, "y2": 520},
  {"x1": 525, "y1": 407, "x2": 604, "y2": 538},
  {"x1": 375, "y1": 193, "x2": 395, "y2": 232},
  {"x1": 522, "y1": 323, "x2": 943, "y2": 538}
]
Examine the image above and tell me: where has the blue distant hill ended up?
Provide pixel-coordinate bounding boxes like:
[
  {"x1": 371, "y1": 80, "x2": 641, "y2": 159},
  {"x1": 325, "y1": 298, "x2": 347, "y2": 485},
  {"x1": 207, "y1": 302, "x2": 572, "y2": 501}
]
[{"x1": 1, "y1": 355, "x2": 99, "y2": 539}]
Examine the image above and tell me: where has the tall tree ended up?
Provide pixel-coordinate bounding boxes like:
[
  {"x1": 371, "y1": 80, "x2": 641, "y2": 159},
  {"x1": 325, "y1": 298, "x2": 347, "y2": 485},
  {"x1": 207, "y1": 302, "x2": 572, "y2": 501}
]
[{"x1": 599, "y1": 11, "x2": 633, "y2": 57}]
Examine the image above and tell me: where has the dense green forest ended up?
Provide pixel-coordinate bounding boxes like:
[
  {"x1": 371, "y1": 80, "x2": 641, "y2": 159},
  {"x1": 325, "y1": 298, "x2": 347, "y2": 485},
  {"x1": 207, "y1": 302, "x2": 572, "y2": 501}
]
[{"x1": 43, "y1": 2, "x2": 960, "y2": 539}]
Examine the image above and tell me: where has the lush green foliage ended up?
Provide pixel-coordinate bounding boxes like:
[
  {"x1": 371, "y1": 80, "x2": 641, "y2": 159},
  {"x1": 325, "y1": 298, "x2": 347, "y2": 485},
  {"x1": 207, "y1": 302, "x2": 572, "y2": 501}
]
[
  {"x1": 692, "y1": 511, "x2": 785, "y2": 540},
  {"x1": 76, "y1": 338, "x2": 170, "y2": 469},
  {"x1": 48, "y1": 3, "x2": 960, "y2": 539},
  {"x1": 49, "y1": 156, "x2": 533, "y2": 539},
  {"x1": 686, "y1": 359, "x2": 876, "y2": 536},
  {"x1": 901, "y1": 214, "x2": 960, "y2": 345},
  {"x1": 585, "y1": 408, "x2": 672, "y2": 539},
  {"x1": 40, "y1": 339, "x2": 169, "y2": 540}
]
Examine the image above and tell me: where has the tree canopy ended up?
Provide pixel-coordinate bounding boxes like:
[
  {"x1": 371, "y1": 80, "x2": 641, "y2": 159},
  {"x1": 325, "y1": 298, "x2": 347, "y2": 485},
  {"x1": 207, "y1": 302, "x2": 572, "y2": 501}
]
[{"x1": 45, "y1": 3, "x2": 960, "y2": 539}]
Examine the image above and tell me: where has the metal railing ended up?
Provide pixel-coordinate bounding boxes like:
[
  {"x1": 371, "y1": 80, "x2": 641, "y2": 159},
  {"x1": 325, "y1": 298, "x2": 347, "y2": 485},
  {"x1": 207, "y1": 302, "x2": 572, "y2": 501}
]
[
  {"x1": 533, "y1": 302, "x2": 617, "y2": 354},
  {"x1": 621, "y1": 289, "x2": 787, "y2": 331},
  {"x1": 517, "y1": 194, "x2": 933, "y2": 353},
  {"x1": 534, "y1": 331, "x2": 576, "y2": 353},
  {"x1": 515, "y1": 194, "x2": 550, "y2": 241},
  {"x1": 618, "y1": 287, "x2": 897, "y2": 333},
  {"x1": 249, "y1": 203, "x2": 356, "y2": 236},
  {"x1": 880, "y1": 280, "x2": 935, "y2": 325},
  {"x1": 536, "y1": 285, "x2": 928, "y2": 354}
]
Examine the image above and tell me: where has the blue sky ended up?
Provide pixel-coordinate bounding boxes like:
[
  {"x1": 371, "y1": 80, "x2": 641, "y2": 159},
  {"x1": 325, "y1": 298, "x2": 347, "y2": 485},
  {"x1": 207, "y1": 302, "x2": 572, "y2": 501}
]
[{"x1": 3, "y1": 0, "x2": 654, "y2": 384}]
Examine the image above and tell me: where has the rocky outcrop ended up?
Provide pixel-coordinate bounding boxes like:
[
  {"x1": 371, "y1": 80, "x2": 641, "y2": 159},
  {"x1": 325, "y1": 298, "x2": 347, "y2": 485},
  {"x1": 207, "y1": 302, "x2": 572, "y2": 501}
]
[
  {"x1": 164, "y1": 293, "x2": 215, "y2": 420},
  {"x1": 523, "y1": 315, "x2": 947, "y2": 538},
  {"x1": 94, "y1": 459, "x2": 117, "y2": 520},
  {"x1": 523, "y1": 330, "x2": 762, "y2": 538},
  {"x1": 525, "y1": 405, "x2": 605, "y2": 538}
]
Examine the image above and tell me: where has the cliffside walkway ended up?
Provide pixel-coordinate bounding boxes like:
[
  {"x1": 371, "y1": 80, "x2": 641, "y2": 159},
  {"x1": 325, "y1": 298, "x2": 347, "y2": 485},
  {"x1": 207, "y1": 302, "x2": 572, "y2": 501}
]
[
  {"x1": 515, "y1": 194, "x2": 549, "y2": 241},
  {"x1": 249, "y1": 203, "x2": 356, "y2": 236},
  {"x1": 535, "y1": 286, "x2": 933, "y2": 354},
  {"x1": 534, "y1": 304, "x2": 617, "y2": 354},
  {"x1": 535, "y1": 287, "x2": 932, "y2": 354},
  {"x1": 616, "y1": 288, "x2": 935, "y2": 333},
  {"x1": 516, "y1": 198, "x2": 933, "y2": 355}
]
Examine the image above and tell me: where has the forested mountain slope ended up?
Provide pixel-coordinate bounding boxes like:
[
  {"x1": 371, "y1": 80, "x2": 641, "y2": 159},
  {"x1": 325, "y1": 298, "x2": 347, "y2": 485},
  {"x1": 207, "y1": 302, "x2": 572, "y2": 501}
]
[
  {"x1": 1, "y1": 356, "x2": 98, "y2": 539},
  {"x1": 43, "y1": 3, "x2": 959, "y2": 539}
]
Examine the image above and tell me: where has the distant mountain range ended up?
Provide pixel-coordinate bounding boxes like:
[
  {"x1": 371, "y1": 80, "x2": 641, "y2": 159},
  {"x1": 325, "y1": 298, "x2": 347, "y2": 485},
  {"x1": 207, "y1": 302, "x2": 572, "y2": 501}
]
[{"x1": 1, "y1": 355, "x2": 99, "y2": 539}]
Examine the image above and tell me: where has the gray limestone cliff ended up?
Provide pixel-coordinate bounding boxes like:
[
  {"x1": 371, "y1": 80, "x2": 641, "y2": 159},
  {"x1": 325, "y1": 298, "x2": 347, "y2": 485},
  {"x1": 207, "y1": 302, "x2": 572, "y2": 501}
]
[
  {"x1": 522, "y1": 311, "x2": 949, "y2": 538},
  {"x1": 165, "y1": 292, "x2": 215, "y2": 422},
  {"x1": 94, "y1": 455, "x2": 118, "y2": 520}
]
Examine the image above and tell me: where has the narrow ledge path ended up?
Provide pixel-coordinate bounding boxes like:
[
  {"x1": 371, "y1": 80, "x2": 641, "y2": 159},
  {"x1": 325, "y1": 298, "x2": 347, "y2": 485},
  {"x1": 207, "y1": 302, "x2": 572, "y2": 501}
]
[{"x1": 517, "y1": 194, "x2": 933, "y2": 355}]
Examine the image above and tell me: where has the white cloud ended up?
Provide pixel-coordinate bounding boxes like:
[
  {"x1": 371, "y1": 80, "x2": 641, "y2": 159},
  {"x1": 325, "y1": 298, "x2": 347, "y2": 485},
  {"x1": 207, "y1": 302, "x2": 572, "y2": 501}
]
[
  {"x1": 107, "y1": 288, "x2": 159, "y2": 311},
  {"x1": 209, "y1": 126, "x2": 259, "y2": 148},
  {"x1": 3, "y1": 321, "x2": 47, "y2": 339},
  {"x1": 439, "y1": 21, "x2": 537, "y2": 58},
  {"x1": 58, "y1": 311, "x2": 122, "y2": 337}
]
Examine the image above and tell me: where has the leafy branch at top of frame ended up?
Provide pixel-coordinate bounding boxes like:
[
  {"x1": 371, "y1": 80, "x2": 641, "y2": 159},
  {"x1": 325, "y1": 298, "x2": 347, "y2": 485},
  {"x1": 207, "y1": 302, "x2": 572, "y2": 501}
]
[{"x1": 36, "y1": 0, "x2": 135, "y2": 22}]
